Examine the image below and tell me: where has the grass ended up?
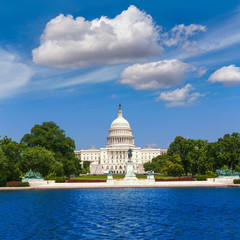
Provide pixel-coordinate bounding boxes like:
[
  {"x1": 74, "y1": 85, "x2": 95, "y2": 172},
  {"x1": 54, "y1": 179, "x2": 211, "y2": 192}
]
[{"x1": 71, "y1": 175, "x2": 180, "y2": 180}]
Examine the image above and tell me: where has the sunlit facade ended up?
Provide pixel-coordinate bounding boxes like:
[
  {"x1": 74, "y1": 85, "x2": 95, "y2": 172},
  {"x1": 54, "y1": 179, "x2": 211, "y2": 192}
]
[{"x1": 75, "y1": 105, "x2": 167, "y2": 174}]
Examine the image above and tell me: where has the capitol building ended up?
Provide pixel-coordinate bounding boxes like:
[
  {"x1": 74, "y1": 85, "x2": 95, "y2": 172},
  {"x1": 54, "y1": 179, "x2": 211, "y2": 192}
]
[{"x1": 75, "y1": 105, "x2": 167, "y2": 174}]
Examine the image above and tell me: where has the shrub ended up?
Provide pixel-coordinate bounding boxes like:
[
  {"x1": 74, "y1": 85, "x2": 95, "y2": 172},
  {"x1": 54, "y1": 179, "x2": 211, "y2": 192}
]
[
  {"x1": 18, "y1": 182, "x2": 30, "y2": 187},
  {"x1": 67, "y1": 179, "x2": 106, "y2": 183},
  {"x1": 234, "y1": 179, "x2": 240, "y2": 184},
  {"x1": 197, "y1": 173, "x2": 216, "y2": 181},
  {"x1": 155, "y1": 178, "x2": 195, "y2": 182},
  {"x1": 6, "y1": 181, "x2": 30, "y2": 187},
  {"x1": 45, "y1": 176, "x2": 65, "y2": 183},
  {"x1": 6, "y1": 181, "x2": 21, "y2": 187},
  {"x1": 197, "y1": 175, "x2": 207, "y2": 181}
]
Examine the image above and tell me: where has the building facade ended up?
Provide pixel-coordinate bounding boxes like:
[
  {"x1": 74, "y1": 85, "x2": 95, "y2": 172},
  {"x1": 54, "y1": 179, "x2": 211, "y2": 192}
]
[{"x1": 75, "y1": 105, "x2": 167, "y2": 174}]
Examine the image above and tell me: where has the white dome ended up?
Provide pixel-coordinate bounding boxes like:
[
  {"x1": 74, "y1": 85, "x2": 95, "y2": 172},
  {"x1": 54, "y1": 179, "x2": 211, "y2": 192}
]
[
  {"x1": 110, "y1": 105, "x2": 131, "y2": 129},
  {"x1": 111, "y1": 115, "x2": 130, "y2": 129},
  {"x1": 106, "y1": 105, "x2": 135, "y2": 147}
]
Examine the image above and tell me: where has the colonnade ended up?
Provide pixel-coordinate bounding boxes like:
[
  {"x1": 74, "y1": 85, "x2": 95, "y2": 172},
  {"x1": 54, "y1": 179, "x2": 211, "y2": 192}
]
[{"x1": 107, "y1": 137, "x2": 134, "y2": 145}]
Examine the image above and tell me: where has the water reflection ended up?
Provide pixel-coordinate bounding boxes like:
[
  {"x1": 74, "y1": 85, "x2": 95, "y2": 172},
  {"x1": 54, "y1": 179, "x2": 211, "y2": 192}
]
[{"x1": 0, "y1": 188, "x2": 240, "y2": 239}]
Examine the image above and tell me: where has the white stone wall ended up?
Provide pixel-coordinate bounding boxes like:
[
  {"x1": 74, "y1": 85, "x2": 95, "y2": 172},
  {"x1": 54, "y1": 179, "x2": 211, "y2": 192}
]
[{"x1": 75, "y1": 147, "x2": 167, "y2": 174}]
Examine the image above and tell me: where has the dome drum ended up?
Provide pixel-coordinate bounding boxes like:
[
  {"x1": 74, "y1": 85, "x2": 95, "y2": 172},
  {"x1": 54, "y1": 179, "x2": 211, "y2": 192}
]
[{"x1": 107, "y1": 136, "x2": 134, "y2": 146}]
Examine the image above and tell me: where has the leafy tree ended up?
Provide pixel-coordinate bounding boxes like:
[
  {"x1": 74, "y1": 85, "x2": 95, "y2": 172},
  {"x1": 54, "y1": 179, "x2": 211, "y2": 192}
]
[
  {"x1": 144, "y1": 155, "x2": 172, "y2": 173},
  {"x1": 168, "y1": 136, "x2": 196, "y2": 174},
  {"x1": 20, "y1": 146, "x2": 63, "y2": 177},
  {"x1": 216, "y1": 132, "x2": 240, "y2": 170},
  {"x1": 186, "y1": 139, "x2": 211, "y2": 176},
  {"x1": 0, "y1": 137, "x2": 23, "y2": 182},
  {"x1": 205, "y1": 142, "x2": 222, "y2": 170},
  {"x1": 162, "y1": 154, "x2": 184, "y2": 177},
  {"x1": 81, "y1": 161, "x2": 90, "y2": 173},
  {"x1": 164, "y1": 161, "x2": 184, "y2": 177},
  {"x1": 144, "y1": 161, "x2": 162, "y2": 173},
  {"x1": 168, "y1": 137, "x2": 213, "y2": 176},
  {"x1": 144, "y1": 154, "x2": 184, "y2": 177},
  {"x1": 21, "y1": 122, "x2": 80, "y2": 177},
  {"x1": 0, "y1": 148, "x2": 8, "y2": 183}
]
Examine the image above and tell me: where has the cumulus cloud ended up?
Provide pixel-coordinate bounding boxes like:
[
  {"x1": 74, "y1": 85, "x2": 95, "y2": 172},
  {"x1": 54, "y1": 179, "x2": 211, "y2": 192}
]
[
  {"x1": 156, "y1": 84, "x2": 205, "y2": 107},
  {"x1": 32, "y1": 5, "x2": 162, "y2": 69},
  {"x1": 208, "y1": 65, "x2": 240, "y2": 85},
  {"x1": 119, "y1": 59, "x2": 192, "y2": 90},
  {"x1": 0, "y1": 49, "x2": 32, "y2": 98},
  {"x1": 162, "y1": 24, "x2": 206, "y2": 52}
]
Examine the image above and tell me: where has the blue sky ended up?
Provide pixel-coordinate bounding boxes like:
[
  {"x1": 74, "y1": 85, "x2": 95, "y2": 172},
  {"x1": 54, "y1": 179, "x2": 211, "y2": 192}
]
[{"x1": 0, "y1": 0, "x2": 240, "y2": 149}]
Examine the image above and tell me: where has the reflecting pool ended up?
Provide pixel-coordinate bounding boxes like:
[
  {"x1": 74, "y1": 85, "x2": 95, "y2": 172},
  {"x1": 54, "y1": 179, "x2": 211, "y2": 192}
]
[{"x1": 0, "y1": 187, "x2": 240, "y2": 239}]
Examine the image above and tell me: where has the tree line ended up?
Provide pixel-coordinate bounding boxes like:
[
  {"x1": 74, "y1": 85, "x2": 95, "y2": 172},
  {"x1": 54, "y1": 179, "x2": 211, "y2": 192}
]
[
  {"x1": 144, "y1": 133, "x2": 240, "y2": 177},
  {"x1": 0, "y1": 121, "x2": 81, "y2": 185},
  {"x1": 1, "y1": 123, "x2": 240, "y2": 183}
]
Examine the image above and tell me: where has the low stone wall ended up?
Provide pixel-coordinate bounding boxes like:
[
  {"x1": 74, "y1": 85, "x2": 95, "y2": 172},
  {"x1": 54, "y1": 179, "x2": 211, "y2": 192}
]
[
  {"x1": 107, "y1": 179, "x2": 155, "y2": 185},
  {"x1": 28, "y1": 180, "x2": 55, "y2": 187},
  {"x1": 207, "y1": 176, "x2": 239, "y2": 184}
]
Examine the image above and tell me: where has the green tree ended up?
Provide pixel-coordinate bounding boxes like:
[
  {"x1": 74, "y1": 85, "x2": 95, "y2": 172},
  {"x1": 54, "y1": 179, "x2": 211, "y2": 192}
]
[
  {"x1": 168, "y1": 137, "x2": 213, "y2": 176},
  {"x1": 186, "y1": 139, "x2": 211, "y2": 176},
  {"x1": 0, "y1": 148, "x2": 8, "y2": 183},
  {"x1": 164, "y1": 161, "x2": 184, "y2": 177},
  {"x1": 205, "y1": 142, "x2": 222, "y2": 170},
  {"x1": 162, "y1": 154, "x2": 184, "y2": 177},
  {"x1": 144, "y1": 154, "x2": 184, "y2": 177},
  {"x1": 20, "y1": 146, "x2": 63, "y2": 177},
  {"x1": 21, "y1": 122, "x2": 80, "y2": 177},
  {"x1": 216, "y1": 132, "x2": 240, "y2": 170},
  {"x1": 81, "y1": 161, "x2": 90, "y2": 173},
  {"x1": 144, "y1": 154, "x2": 172, "y2": 173},
  {"x1": 0, "y1": 137, "x2": 23, "y2": 183},
  {"x1": 168, "y1": 136, "x2": 196, "y2": 175}
]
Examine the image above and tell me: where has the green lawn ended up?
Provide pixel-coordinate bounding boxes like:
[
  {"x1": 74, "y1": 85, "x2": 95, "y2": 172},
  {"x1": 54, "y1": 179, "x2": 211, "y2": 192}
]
[{"x1": 71, "y1": 175, "x2": 179, "y2": 180}]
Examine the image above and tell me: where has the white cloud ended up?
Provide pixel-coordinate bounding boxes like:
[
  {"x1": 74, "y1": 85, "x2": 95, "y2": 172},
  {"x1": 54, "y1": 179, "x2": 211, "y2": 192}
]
[
  {"x1": 0, "y1": 49, "x2": 32, "y2": 99},
  {"x1": 162, "y1": 24, "x2": 206, "y2": 51},
  {"x1": 168, "y1": 11, "x2": 240, "y2": 64},
  {"x1": 119, "y1": 59, "x2": 192, "y2": 90},
  {"x1": 156, "y1": 83, "x2": 205, "y2": 107},
  {"x1": 209, "y1": 65, "x2": 240, "y2": 85},
  {"x1": 54, "y1": 65, "x2": 124, "y2": 88},
  {"x1": 199, "y1": 12, "x2": 240, "y2": 52},
  {"x1": 196, "y1": 66, "x2": 207, "y2": 77},
  {"x1": 33, "y1": 5, "x2": 162, "y2": 69}
]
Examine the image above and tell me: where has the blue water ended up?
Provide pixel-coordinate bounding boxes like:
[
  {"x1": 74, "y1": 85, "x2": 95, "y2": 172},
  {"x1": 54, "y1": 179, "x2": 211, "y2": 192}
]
[{"x1": 0, "y1": 188, "x2": 240, "y2": 240}]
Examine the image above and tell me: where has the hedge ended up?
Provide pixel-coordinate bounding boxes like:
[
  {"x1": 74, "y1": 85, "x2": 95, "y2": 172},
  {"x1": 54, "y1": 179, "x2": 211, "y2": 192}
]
[
  {"x1": 197, "y1": 174, "x2": 216, "y2": 181},
  {"x1": 18, "y1": 182, "x2": 30, "y2": 187},
  {"x1": 6, "y1": 181, "x2": 30, "y2": 187},
  {"x1": 234, "y1": 179, "x2": 240, "y2": 184},
  {"x1": 45, "y1": 177, "x2": 65, "y2": 183},
  {"x1": 67, "y1": 179, "x2": 106, "y2": 183}
]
